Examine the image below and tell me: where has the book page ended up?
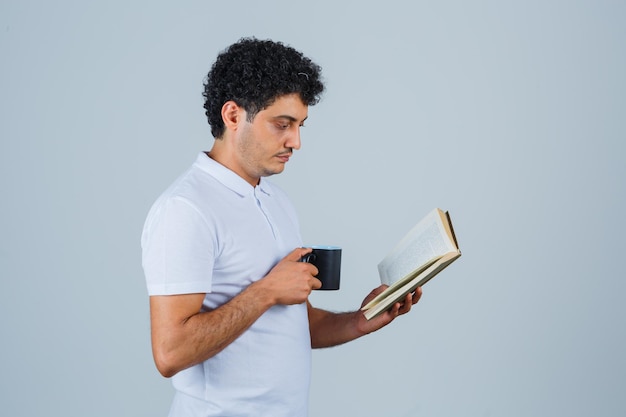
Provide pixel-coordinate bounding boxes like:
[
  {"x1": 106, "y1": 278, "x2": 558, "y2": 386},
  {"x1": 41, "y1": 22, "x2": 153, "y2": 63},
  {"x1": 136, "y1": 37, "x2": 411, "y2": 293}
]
[
  {"x1": 378, "y1": 209, "x2": 456, "y2": 286},
  {"x1": 364, "y1": 251, "x2": 461, "y2": 319},
  {"x1": 361, "y1": 255, "x2": 440, "y2": 311}
]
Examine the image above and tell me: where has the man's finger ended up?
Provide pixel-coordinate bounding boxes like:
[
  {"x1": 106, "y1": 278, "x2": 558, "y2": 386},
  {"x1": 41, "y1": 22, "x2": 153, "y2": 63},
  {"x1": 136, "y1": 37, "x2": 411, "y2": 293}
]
[{"x1": 285, "y1": 247, "x2": 313, "y2": 262}]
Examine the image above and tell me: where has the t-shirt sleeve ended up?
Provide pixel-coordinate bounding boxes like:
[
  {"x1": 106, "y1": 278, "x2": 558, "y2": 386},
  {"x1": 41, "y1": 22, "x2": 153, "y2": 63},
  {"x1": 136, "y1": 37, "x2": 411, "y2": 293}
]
[{"x1": 141, "y1": 196, "x2": 216, "y2": 296}]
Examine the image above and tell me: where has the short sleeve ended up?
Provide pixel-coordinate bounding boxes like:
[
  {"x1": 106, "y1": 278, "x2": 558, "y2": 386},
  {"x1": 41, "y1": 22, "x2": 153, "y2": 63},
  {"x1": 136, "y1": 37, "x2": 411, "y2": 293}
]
[{"x1": 141, "y1": 196, "x2": 216, "y2": 295}]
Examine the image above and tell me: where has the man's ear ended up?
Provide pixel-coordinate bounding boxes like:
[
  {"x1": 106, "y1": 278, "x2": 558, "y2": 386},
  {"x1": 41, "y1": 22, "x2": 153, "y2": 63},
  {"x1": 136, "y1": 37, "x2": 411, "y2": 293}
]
[{"x1": 221, "y1": 101, "x2": 245, "y2": 132}]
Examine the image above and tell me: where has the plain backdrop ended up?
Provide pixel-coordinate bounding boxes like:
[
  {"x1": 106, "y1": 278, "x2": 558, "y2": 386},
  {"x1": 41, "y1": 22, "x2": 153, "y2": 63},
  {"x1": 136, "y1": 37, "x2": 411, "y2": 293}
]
[{"x1": 1, "y1": 1, "x2": 625, "y2": 416}]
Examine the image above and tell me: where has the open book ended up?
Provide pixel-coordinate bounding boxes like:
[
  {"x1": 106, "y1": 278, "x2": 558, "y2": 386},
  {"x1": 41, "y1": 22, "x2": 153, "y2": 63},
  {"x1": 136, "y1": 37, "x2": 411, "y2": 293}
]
[{"x1": 361, "y1": 208, "x2": 461, "y2": 320}]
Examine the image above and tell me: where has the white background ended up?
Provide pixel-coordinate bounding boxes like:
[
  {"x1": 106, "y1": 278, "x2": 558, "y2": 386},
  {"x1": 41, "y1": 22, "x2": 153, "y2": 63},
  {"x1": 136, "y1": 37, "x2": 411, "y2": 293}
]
[{"x1": 1, "y1": 1, "x2": 625, "y2": 416}]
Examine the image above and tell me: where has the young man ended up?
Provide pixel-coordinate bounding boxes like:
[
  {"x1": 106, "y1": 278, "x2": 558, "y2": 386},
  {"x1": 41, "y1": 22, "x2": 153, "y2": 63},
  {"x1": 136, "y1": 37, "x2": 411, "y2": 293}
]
[{"x1": 141, "y1": 37, "x2": 422, "y2": 417}]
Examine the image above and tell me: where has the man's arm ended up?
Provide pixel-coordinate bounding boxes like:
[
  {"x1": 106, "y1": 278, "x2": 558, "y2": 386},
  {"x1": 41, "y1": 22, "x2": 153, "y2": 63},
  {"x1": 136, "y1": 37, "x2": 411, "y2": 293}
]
[
  {"x1": 307, "y1": 286, "x2": 423, "y2": 348},
  {"x1": 150, "y1": 247, "x2": 320, "y2": 378}
]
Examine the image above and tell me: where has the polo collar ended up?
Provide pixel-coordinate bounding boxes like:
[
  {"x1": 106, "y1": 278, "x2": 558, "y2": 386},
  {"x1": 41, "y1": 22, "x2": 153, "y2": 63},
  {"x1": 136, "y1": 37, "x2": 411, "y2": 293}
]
[{"x1": 195, "y1": 152, "x2": 272, "y2": 197}]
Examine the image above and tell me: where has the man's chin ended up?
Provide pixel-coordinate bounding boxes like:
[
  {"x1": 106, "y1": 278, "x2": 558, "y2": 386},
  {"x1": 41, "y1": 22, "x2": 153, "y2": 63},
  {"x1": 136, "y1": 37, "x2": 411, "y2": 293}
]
[{"x1": 261, "y1": 165, "x2": 286, "y2": 177}]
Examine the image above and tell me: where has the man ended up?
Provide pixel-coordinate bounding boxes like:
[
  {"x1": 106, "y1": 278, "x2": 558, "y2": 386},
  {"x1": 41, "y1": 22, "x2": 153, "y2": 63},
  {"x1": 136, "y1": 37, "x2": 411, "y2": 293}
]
[{"x1": 141, "y1": 37, "x2": 422, "y2": 417}]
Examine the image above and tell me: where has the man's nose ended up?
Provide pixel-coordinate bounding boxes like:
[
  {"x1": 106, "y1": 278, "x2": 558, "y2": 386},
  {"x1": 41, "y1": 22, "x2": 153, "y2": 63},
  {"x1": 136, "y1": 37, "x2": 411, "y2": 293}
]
[{"x1": 285, "y1": 127, "x2": 301, "y2": 150}]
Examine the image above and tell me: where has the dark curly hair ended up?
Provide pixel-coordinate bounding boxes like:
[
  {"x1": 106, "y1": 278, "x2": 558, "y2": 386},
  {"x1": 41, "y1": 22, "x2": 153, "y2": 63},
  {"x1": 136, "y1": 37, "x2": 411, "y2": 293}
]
[{"x1": 203, "y1": 38, "x2": 325, "y2": 138}]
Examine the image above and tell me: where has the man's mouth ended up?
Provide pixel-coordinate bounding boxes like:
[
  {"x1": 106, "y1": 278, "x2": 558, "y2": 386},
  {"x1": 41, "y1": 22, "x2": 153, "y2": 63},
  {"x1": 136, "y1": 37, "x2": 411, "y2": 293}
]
[{"x1": 276, "y1": 152, "x2": 292, "y2": 162}]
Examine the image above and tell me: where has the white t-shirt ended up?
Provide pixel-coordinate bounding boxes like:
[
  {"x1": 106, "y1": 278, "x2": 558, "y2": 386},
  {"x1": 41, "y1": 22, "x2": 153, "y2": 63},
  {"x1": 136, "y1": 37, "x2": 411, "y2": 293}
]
[{"x1": 142, "y1": 153, "x2": 311, "y2": 417}]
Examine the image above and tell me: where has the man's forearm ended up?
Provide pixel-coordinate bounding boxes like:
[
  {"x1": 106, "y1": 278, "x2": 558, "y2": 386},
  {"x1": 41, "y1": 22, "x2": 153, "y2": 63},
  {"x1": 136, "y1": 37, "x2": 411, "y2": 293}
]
[
  {"x1": 150, "y1": 280, "x2": 275, "y2": 378},
  {"x1": 307, "y1": 303, "x2": 368, "y2": 348}
]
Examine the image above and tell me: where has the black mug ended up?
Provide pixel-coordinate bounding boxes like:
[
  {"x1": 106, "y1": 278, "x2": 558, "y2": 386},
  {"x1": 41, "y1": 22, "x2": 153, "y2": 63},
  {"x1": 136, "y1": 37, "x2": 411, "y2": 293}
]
[{"x1": 301, "y1": 246, "x2": 342, "y2": 290}]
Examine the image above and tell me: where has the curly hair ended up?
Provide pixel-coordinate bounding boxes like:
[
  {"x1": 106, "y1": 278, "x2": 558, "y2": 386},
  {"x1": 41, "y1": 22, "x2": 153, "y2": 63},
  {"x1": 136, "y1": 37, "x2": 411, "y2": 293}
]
[{"x1": 203, "y1": 38, "x2": 325, "y2": 138}]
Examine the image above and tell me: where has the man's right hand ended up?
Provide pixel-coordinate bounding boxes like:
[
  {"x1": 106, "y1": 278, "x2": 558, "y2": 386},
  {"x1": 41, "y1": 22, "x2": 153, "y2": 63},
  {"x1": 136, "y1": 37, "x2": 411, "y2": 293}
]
[{"x1": 256, "y1": 247, "x2": 322, "y2": 305}]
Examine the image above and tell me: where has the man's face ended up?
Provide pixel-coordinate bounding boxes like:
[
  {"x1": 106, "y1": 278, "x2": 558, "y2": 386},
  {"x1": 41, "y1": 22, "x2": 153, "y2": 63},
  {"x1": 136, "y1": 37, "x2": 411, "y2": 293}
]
[{"x1": 234, "y1": 93, "x2": 308, "y2": 185}]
